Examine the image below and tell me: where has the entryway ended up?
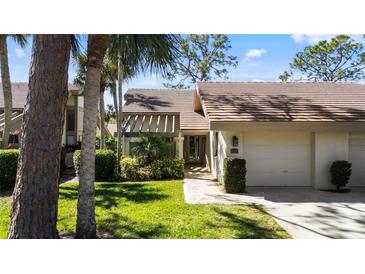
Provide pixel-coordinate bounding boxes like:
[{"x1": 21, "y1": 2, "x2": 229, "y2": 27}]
[{"x1": 183, "y1": 135, "x2": 206, "y2": 164}]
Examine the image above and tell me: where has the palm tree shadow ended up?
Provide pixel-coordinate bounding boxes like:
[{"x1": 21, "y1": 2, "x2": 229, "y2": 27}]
[
  {"x1": 95, "y1": 183, "x2": 168, "y2": 209},
  {"x1": 208, "y1": 206, "x2": 286, "y2": 239},
  {"x1": 97, "y1": 212, "x2": 168, "y2": 239}
]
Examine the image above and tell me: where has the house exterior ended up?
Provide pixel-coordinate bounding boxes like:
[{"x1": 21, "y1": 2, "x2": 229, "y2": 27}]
[
  {"x1": 122, "y1": 82, "x2": 365, "y2": 189},
  {"x1": 0, "y1": 83, "x2": 85, "y2": 147}
]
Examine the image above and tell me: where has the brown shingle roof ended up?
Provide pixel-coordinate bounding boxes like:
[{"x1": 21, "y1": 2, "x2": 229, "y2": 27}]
[
  {"x1": 0, "y1": 82, "x2": 81, "y2": 110},
  {"x1": 197, "y1": 82, "x2": 365, "y2": 122},
  {"x1": 123, "y1": 89, "x2": 208, "y2": 130}
]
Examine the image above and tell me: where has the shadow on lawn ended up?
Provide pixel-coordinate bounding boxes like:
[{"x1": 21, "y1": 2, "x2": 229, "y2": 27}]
[
  {"x1": 97, "y1": 212, "x2": 168, "y2": 239},
  {"x1": 59, "y1": 183, "x2": 168, "y2": 210},
  {"x1": 208, "y1": 206, "x2": 285, "y2": 239}
]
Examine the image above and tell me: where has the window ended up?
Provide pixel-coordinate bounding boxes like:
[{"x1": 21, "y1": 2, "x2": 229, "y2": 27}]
[
  {"x1": 66, "y1": 109, "x2": 76, "y2": 132},
  {"x1": 214, "y1": 132, "x2": 218, "y2": 157}
]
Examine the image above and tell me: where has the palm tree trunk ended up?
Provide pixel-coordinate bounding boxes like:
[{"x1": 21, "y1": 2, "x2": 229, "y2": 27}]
[
  {"x1": 99, "y1": 89, "x2": 105, "y2": 149},
  {"x1": 0, "y1": 35, "x2": 12, "y2": 148},
  {"x1": 76, "y1": 34, "x2": 111, "y2": 239},
  {"x1": 116, "y1": 61, "x2": 124, "y2": 161},
  {"x1": 8, "y1": 35, "x2": 71, "y2": 239}
]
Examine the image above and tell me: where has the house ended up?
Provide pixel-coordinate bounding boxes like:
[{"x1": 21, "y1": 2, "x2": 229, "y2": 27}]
[
  {"x1": 0, "y1": 82, "x2": 85, "y2": 147},
  {"x1": 122, "y1": 81, "x2": 365, "y2": 189}
]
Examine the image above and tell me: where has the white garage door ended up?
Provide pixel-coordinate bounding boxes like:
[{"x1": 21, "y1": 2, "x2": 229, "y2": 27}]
[
  {"x1": 243, "y1": 132, "x2": 311, "y2": 186},
  {"x1": 349, "y1": 133, "x2": 365, "y2": 186}
]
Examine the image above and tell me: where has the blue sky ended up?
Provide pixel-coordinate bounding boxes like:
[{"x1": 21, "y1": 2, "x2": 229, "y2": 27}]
[{"x1": 6, "y1": 34, "x2": 365, "y2": 106}]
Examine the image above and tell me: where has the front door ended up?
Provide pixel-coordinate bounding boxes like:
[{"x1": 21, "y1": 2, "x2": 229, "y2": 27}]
[{"x1": 185, "y1": 135, "x2": 206, "y2": 164}]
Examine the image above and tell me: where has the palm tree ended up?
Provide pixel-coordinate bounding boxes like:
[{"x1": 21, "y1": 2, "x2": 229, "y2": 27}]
[
  {"x1": 8, "y1": 35, "x2": 72, "y2": 238},
  {"x1": 108, "y1": 35, "x2": 180, "y2": 162},
  {"x1": 73, "y1": 53, "x2": 117, "y2": 149},
  {"x1": 132, "y1": 134, "x2": 171, "y2": 164},
  {"x1": 0, "y1": 35, "x2": 28, "y2": 148},
  {"x1": 76, "y1": 34, "x2": 112, "y2": 239}
]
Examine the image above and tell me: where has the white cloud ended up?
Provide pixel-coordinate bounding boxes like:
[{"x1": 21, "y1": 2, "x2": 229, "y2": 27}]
[
  {"x1": 291, "y1": 34, "x2": 365, "y2": 45},
  {"x1": 244, "y1": 48, "x2": 266, "y2": 61},
  {"x1": 251, "y1": 79, "x2": 266, "y2": 82},
  {"x1": 15, "y1": 48, "x2": 25, "y2": 58}
]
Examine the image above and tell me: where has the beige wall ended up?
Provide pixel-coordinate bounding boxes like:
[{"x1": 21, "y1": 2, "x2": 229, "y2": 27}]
[
  {"x1": 312, "y1": 132, "x2": 349, "y2": 189},
  {"x1": 349, "y1": 133, "x2": 365, "y2": 186}
]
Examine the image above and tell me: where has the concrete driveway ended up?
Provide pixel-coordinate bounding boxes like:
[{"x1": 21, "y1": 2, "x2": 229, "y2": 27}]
[
  {"x1": 239, "y1": 187, "x2": 365, "y2": 239},
  {"x1": 184, "y1": 176, "x2": 365, "y2": 238}
]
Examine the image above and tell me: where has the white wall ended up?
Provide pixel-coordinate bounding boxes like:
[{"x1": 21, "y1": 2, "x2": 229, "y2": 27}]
[
  {"x1": 211, "y1": 129, "x2": 363, "y2": 189},
  {"x1": 349, "y1": 133, "x2": 365, "y2": 186},
  {"x1": 312, "y1": 132, "x2": 349, "y2": 189}
]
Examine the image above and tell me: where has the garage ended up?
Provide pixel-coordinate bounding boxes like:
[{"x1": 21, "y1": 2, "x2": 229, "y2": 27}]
[
  {"x1": 243, "y1": 132, "x2": 312, "y2": 186},
  {"x1": 349, "y1": 133, "x2": 365, "y2": 187}
]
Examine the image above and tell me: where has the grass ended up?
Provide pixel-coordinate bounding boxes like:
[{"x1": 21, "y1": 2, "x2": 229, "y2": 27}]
[{"x1": 0, "y1": 181, "x2": 290, "y2": 239}]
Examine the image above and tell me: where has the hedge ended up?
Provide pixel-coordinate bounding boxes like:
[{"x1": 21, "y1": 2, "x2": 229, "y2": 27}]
[
  {"x1": 120, "y1": 156, "x2": 184, "y2": 181},
  {"x1": 74, "y1": 149, "x2": 118, "y2": 182},
  {"x1": 223, "y1": 158, "x2": 246, "y2": 193},
  {"x1": 330, "y1": 160, "x2": 352, "y2": 191},
  {"x1": 0, "y1": 149, "x2": 19, "y2": 190}
]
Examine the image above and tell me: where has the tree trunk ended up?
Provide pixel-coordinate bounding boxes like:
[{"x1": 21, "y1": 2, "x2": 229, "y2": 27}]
[
  {"x1": 8, "y1": 35, "x2": 71, "y2": 239},
  {"x1": 0, "y1": 35, "x2": 12, "y2": 148},
  {"x1": 116, "y1": 61, "x2": 124, "y2": 162},
  {"x1": 76, "y1": 34, "x2": 111, "y2": 239},
  {"x1": 99, "y1": 89, "x2": 105, "y2": 149}
]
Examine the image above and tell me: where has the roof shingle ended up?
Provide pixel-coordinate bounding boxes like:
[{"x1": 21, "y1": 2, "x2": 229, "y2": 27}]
[
  {"x1": 197, "y1": 82, "x2": 365, "y2": 122},
  {"x1": 123, "y1": 89, "x2": 209, "y2": 130}
]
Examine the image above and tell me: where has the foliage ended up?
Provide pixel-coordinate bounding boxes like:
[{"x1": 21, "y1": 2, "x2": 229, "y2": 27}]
[
  {"x1": 223, "y1": 158, "x2": 246, "y2": 193},
  {"x1": 108, "y1": 35, "x2": 180, "y2": 77},
  {"x1": 164, "y1": 34, "x2": 238, "y2": 88},
  {"x1": 330, "y1": 160, "x2": 352, "y2": 191},
  {"x1": 0, "y1": 181, "x2": 290, "y2": 239},
  {"x1": 120, "y1": 156, "x2": 184, "y2": 181},
  {"x1": 131, "y1": 134, "x2": 172, "y2": 164},
  {"x1": 105, "y1": 104, "x2": 116, "y2": 125},
  {"x1": 0, "y1": 149, "x2": 19, "y2": 190},
  {"x1": 279, "y1": 35, "x2": 365, "y2": 82},
  {"x1": 105, "y1": 135, "x2": 117, "y2": 151},
  {"x1": 74, "y1": 149, "x2": 118, "y2": 182}
]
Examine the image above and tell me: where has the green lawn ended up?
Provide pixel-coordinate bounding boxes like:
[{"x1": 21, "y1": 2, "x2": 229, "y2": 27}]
[{"x1": 0, "y1": 181, "x2": 290, "y2": 239}]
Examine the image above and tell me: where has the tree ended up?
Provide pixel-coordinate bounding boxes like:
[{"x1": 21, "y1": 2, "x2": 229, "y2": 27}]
[
  {"x1": 8, "y1": 35, "x2": 71, "y2": 238},
  {"x1": 0, "y1": 35, "x2": 28, "y2": 148},
  {"x1": 164, "y1": 34, "x2": 238, "y2": 88},
  {"x1": 132, "y1": 134, "x2": 172, "y2": 164},
  {"x1": 74, "y1": 53, "x2": 117, "y2": 149},
  {"x1": 76, "y1": 34, "x2": 111, "y2": 239},
  {"x1": 279, "y1": 35, "x2": 365, "y2": 82},
  {"x1": 105, "y1": 104, "x2": 116, "y2": 126},
  {"x1": 108, "y1": 35, "x2": 179, "y2": 162}
]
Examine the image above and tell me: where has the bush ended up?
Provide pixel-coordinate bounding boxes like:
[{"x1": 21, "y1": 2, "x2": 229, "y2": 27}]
[
  {"x1": 330, "y1": 160, "x2": 352, "y2": 191},
  {"x1": 73, "y1": 149, "x2": 118, "y2": 182},
  {"x1": 223, "y1": 158, "x2": 246, "y2": 193},
  {"x1": 120, "y1": 156, "x2": 184, "y2": 181},
  {"x1": 0, "y1": 149, "x2": 19, "y2": 190},
  {"x1": 161, "y1": 158, "x2": 184, "y2": 179}
]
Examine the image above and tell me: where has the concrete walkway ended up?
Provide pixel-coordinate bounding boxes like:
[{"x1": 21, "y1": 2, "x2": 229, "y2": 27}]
[{"x1": 184, "y1": 171, "x2": 365, "y2": 239}]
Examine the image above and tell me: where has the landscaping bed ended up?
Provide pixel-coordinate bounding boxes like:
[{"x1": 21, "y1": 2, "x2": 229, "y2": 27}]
[{"x1": 0, "y1": 181, "x2": 290, "y2": 239}]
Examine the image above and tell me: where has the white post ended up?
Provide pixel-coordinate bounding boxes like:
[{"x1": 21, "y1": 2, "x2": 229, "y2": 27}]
[{"x1": 178, "y1": 132, "x2": 184, "y2": 159}]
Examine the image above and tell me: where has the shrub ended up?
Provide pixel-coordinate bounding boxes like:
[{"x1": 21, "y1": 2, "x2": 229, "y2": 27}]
[
  {"x1": 161, "y1": 158, "x2": 184, "y2": 179},
  {"x1": 223, "y1": 158, "x2": 246, "y2": 193},
  {"x1": 120, "y1": 156, "x2": 184, "y2": 181},
  {"x1": 330, "y1": 160, "x2": 352, "y2": 191},
  {"x1": 0, "y1": 149, "x2": 19, "y2": 190},
  {"x1": 120, "y1": 156, "x2": 144, "y2": 181},
  {"x1": 73, "y1": 149, "x2": 118, "y2": 182}
]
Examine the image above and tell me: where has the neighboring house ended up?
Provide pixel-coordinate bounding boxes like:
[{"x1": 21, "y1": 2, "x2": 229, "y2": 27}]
[
  {"x1": 122, "y1": 82, "x2": 365, "y2": 189},
  {"x1": 0, "y1": 82, "x2": 85, "y2": 147}
]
